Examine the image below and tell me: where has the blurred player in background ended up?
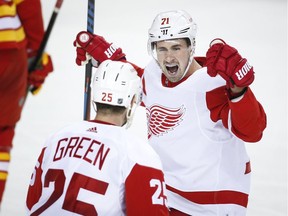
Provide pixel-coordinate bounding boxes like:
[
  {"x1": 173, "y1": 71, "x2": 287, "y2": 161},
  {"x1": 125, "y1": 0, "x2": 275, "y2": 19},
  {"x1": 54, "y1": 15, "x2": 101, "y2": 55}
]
[
  {"x1": 0, "y1": 0, "x2": 53, "y2": 206},
  {"x1": 26, "y1": 60, "x2": 169, "y2": 215}
]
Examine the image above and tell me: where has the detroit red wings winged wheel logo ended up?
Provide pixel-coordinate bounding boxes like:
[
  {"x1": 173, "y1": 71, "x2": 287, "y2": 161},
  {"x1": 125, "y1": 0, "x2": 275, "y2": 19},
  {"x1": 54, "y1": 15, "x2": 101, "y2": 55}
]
[{"x1": 146, "y1": 105, "x2": 186, "y2": 138}]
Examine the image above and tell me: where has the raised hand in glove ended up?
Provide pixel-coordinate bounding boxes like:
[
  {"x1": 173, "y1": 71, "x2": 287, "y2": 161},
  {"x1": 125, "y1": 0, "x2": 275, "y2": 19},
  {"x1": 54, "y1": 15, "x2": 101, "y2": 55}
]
[
  {"x1": 206, "y1": 39, "x2": 254, "y2": 89},
  {"x1": 73, "y1": 31, "x2": 126, "y2": 66},
  {"x1": 28, "y1": 52, "x2": 53, "y2": 93}
]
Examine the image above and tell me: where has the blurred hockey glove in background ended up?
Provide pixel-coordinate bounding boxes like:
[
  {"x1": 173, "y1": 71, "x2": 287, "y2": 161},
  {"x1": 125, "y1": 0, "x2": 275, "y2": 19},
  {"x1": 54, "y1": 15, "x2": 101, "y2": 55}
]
[
  {"x1": 206, "y1": 38, "x2": 254, "y2": 88},
  {"x1": 28, "y1": 52, "x2": 54, "y2": 94},
  {"x1": 73, "y1": 31, "x2": 126, "y2": 66}
]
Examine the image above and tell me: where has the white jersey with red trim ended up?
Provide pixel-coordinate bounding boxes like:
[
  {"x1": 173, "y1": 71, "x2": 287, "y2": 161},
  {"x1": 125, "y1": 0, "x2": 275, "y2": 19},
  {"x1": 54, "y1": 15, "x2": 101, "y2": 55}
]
[
  {"x1": 26, "y1": 120, "x2": 169, "y2": 216},
  {"x1": 142, "y1": 60, "x2": 252, "y2": 215}
]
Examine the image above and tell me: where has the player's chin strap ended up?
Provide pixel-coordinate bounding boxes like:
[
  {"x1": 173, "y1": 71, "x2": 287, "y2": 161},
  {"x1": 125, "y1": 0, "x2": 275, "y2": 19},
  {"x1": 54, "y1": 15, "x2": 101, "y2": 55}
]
[
  {"x1": 123, "y1": 102, "x2": 138, "y2": 129},
  {"x1": 92, "y1": 101, "x2": 97, "y2": 113},
  {"x1": 179, "y1": 46, "x2": 194, "y2": 80}
]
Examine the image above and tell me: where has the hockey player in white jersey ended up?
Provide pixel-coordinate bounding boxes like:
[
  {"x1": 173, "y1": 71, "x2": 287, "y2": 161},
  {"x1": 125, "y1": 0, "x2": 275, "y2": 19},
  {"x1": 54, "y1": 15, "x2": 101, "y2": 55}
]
[
  {"x1": 73, "y1": 10, "x2": 267, "y2": 216},
  {"x1": 26, "y1": 60, "x2": 169, "y2": 215}
]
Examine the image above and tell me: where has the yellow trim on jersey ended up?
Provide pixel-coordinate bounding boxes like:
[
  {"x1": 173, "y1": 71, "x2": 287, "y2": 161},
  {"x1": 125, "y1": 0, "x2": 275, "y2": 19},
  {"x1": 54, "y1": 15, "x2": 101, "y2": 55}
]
[
  {"x1": 0, "y1": 27, "x2": 25, "y2": 42},
  {"x1": 0, "y1": 172, "x2": 8, "y2": 180},
  {"x1": 42, "y1": 53, "x2": 49, "y2": 65},
  {"x1": 0, "y1": 153, "x2": 10, "y2": 161},
  {"x1": 0, "y1": 4, "x2": 17, "y2": 16},
  {"x1": 15, "y1": 0, "x2": 25, "y2": 5}
]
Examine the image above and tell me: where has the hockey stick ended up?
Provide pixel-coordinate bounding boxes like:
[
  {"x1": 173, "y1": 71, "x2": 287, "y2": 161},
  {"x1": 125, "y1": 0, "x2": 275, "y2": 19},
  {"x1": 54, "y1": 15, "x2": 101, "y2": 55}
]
[
  {"x1": 83, "y1": 0, "x2": 95, "y2": 120},
  {"x1": 28, "y1": 0, "x2": 64, "y2": 94}
]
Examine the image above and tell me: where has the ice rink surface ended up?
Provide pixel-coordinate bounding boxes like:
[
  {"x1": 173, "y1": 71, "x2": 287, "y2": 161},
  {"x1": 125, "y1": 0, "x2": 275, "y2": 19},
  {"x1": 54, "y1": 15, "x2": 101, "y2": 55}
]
[{"x1": 0, "y1": 0, "x2": 287, "y2": 215}]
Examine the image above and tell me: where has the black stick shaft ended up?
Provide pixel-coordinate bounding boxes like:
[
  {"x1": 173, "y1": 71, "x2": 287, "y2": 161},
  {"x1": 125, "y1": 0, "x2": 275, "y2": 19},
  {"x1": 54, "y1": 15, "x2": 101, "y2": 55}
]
[
  {"x1": 83, "y1": 0, "x2": 95, "y2": 120},
  {"x1": 29, "y1": 0, "x2": 63, "y2": 73},
  {"x1": 28, "y1": 0, "x2": 64, "y2": 94}
]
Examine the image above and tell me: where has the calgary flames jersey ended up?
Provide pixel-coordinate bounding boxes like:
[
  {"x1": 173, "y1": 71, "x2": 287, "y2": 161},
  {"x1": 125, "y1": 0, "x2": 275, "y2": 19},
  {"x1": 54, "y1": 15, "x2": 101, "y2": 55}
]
[
  {"x1": 0, "y1": 0, "x2": 44, "y2": 51},
  {"x1": 26, "y1": 120, "x2": 169, "y2": 215},
  {"x1": 141, "y1": 59, "x2": 266, "y2": 215}
]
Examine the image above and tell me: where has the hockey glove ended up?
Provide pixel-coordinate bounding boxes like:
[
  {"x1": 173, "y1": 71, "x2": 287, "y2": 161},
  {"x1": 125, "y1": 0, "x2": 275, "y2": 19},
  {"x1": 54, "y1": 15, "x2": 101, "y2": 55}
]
[
  {"x1": 73, "y1": 31, "x2": 126, "y2": 66},
  {"x1": 206, "y1": 38, "x2": 254, "y2": 88},
  {"x1": 28, "y1": 53, "x2": 54, "y2": 94}
]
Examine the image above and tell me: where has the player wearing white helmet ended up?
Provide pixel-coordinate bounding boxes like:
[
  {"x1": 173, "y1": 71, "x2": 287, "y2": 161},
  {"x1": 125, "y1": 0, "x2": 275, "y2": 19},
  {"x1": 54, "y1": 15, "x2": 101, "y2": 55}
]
[
  {"x1": 148, "y1": 10, "x2": 197, "y2": 81},
  {"x1": 26, "y1": 60, "x2": 169, "y2": 216},
  {"x1": 92, "y1": 60, "x2": 141, "y2": 128},
  {"x1": 74, "y1": 10, "x2": 266, "y2": 216}
]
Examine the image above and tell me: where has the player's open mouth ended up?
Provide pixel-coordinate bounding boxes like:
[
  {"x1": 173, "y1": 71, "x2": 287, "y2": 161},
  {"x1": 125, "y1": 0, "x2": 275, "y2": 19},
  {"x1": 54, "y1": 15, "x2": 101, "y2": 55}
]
[{"x1": 166, "y1": 65, "x2": 179, "y2": 75}]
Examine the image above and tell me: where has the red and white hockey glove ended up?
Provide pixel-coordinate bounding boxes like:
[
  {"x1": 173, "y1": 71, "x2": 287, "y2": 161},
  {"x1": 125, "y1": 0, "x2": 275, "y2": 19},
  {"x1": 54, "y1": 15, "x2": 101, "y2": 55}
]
[
  {"x1": 206, "y1": 38, "x2": 254, "y2": 88},
  {"x1": 73, "y1": 31, "x2": 126, "y2": 66},
  {"x1": 28, "y1": 53, "x2": 54, "y2": 94}
]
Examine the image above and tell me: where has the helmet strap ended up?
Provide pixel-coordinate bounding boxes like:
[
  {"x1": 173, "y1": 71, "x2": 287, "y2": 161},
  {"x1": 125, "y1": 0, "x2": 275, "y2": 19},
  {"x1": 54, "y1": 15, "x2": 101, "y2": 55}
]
[
  {"x1": 122, "y1": 102, "x2": 137, "y2": 129},
  {"x1": 179, "y1": 46, "x2": 194, "y2": 80},
  {"x1": 92, "y1": 101, "x2": 97, "y2": 113}
]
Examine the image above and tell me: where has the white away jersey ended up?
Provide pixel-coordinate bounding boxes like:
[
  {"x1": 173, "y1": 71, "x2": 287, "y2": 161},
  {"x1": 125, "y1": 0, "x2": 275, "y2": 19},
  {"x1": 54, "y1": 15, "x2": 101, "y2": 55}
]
[
  {"x1": 141, "y1": 60, "x2": 252, "y2": 215},
  {"x1": 26, "y1": 120, "x2": 169, "y2": 216}
]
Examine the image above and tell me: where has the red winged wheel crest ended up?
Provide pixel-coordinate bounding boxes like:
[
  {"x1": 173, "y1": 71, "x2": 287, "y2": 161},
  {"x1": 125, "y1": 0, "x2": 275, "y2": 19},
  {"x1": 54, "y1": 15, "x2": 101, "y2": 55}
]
[{"x1": 146, "y1": 104, "x2": 186, "y2": 138}]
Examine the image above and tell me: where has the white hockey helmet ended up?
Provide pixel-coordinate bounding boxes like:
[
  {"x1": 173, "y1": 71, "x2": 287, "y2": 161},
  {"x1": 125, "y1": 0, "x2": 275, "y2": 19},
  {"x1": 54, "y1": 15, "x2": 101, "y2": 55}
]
[
  {"x1": 92, "y1": 60, "x2": 141, "y2": 127},
  {"x1": 92, "y1": 60, "x2": 141, "y2": 107},
  {"x1": 148, "y1": 10, "x2": 197, "y2": 55}
]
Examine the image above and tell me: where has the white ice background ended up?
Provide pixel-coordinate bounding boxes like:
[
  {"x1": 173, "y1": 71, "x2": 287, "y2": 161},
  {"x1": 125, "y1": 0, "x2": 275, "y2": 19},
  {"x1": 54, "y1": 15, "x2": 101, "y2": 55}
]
[{"x1": 1, "y1": 0, "x2": 287, "y2": 215}]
